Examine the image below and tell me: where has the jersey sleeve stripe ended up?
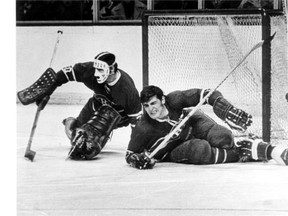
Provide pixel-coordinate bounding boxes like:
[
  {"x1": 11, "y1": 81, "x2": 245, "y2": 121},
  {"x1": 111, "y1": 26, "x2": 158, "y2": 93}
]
[
  {"x1": 71, "y1": 68, "x2": 77, "y2": 81},
  {"x1": 63, "y1": 71, "x2": 69, "y2": 81},
  {"x1": 128, "y1": 111, "x2": 143, "y2": 117}
]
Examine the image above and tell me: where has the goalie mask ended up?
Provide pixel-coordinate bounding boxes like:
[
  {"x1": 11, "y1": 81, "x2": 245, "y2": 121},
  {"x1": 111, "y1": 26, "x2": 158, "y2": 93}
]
[{"x1": 93, "y1": 52, "x2": 116, "y2": 84}]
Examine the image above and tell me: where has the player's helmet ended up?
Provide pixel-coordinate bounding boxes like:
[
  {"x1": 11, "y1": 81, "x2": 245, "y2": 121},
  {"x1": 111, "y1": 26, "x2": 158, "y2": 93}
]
[{"x1": 93, "y1": 52, "x2": 116, "y2": 83}]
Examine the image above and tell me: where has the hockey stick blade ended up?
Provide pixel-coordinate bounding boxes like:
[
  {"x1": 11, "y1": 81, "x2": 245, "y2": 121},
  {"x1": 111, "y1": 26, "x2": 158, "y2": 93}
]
[
  {"x1": 148, "y1": 35, "x2": 274, "y2": 160},
  {"x1": 24, "y1": 105, "x2": 41, "y2": 162},
  {"x1": 24, "y1": 149, "x2": 36, "y2": 162}
]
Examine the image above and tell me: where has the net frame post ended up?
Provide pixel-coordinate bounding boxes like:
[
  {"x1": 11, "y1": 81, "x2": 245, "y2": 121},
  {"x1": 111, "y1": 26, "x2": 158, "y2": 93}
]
[
  {"x1": 262, "y1": 11, "x2": 272, "y2": 142},
  {"x1": 142, "y1": 13, "x2": 149, "y2": 87},
  {"x1": 261, "y1": 10, "x2": 285, "y2": 142}
]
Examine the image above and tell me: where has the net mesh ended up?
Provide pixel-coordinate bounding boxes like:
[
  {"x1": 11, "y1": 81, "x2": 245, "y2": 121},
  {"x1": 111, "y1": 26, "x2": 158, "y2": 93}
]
[{"x1": 146, "y1": 13, "x2": 288, "y2": 143}]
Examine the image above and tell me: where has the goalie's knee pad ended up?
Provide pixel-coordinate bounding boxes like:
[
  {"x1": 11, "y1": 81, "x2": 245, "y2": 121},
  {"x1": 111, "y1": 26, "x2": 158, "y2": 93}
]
[{"x1": 68, "y1": 105, "x2": 121, "y2": 160}]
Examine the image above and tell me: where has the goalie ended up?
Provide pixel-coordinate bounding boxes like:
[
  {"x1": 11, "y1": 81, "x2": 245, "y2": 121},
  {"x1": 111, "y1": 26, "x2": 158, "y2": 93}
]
[
  {"x1": 17, "y1": 52, "x2": 141, "y2": 160},
  {"x1": 126, "y1": 85, "x2": 253, "y2": 169}
]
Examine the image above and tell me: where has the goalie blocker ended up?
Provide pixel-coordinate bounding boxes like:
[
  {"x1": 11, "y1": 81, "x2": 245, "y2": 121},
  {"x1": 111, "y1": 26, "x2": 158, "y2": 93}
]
[{"x1": 17, "y1": 68, "x2": 58, "y2": 105}]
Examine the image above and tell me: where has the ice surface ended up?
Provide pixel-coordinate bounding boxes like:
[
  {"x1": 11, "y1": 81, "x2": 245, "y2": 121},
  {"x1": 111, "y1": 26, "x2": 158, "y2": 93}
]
[{"x1": 17, "y1": 104, "x2": 288, "y2": 216}]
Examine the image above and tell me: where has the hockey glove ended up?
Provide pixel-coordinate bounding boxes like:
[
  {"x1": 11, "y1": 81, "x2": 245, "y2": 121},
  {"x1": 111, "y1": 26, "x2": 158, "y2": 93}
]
[
  {"x1": 126, "y1": 151, "x2": 155, "y2": 169},
  {"x1": 237, "y1": 134, "x2": 288, "y2": 165},
  {"x1": 213, "y1": 97, "x2": 252, "y2": 131},
  {"x1": 236, "y1": 135, "x2": 270, "y2": 162}
]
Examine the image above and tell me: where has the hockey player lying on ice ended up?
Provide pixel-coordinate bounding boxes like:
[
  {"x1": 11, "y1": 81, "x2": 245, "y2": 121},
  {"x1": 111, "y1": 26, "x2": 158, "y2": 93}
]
[
  {"x1": 125, "y1": 85, "x2": 288, "y2": 169},
  {"x1": 18, "y1": 52, "x2": 141, "y2": 160}
]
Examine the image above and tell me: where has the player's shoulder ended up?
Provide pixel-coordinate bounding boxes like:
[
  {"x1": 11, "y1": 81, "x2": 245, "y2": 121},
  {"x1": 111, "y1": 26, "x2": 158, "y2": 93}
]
[
  {"x1": 118, "y1": 69, "x2": 134, "y2": 81},
  {"x1": 167, "y1": 88, "x2": 201, "y2": 98},
  {"x1": 73, "y1": 61, "x2": 94, "y2": 78},
  {"x1": 118, "y1": 69, "x2": 138, "y2": 89},
  {"x1": 167, "y1": 90, "x2": 183, "y2": 98},
  {"x1": 134, "y1": 115, "x2": 154, "y2": 132},
  {"x1": 74, "y1": 61, "x2": 94, "y2": 71},
  {"x1": 166, "y1": 90, "x2": 186, "y2": 105}
]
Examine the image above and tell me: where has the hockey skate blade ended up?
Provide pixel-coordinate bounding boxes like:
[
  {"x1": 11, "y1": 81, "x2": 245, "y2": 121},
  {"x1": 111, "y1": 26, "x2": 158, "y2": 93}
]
[{"x1": 24, "y1": 149, "x2": 36, "y2": 162}]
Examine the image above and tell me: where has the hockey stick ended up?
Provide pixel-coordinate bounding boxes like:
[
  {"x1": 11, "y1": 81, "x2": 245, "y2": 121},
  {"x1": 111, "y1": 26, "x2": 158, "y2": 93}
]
[
  {"x1": 24, "y1": 30, "x2": 63, "y2": 162},
  {"x1": 148, "y1": 33, "x2": 276, "y2": 160},
  {"x1": 24, "y1": 96, "x2": 50, "y2": 161}
]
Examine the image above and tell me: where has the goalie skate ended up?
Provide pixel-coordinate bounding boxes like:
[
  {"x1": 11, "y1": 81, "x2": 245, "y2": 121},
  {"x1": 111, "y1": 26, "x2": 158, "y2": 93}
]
[{"x1": 66, "y1": 129, "x2": 89, "y2": 160}]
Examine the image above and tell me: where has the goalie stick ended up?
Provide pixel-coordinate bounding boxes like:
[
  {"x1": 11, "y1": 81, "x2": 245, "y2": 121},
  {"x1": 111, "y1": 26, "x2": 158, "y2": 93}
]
[
  {"x1": 24, "y1": 96, "x2": 50, "y2": 161},
  {"x1": 24, "y1": 30, "x2": 63, "y2": 162},
  {"x1": 147, "y1": 33, "x2": 276, "y2": 160}
]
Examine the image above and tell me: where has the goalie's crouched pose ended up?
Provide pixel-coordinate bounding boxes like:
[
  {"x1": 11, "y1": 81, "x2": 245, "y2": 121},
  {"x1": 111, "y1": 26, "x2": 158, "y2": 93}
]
[
  {"x1": 126, "y1": 85, "x2": 253, "y2": 169},
  {"x1": 17, "y1": 52, "x2": 141, "y2": 160}
]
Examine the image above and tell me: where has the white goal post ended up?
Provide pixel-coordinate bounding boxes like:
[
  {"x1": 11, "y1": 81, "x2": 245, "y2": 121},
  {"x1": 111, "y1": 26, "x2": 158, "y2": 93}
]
[{"x1": 142, "y1": 9, "x2": 288, "y2": 144}]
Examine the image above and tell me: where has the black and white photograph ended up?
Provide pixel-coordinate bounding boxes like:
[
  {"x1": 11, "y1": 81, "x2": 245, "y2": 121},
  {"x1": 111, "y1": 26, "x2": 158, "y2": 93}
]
[{"x1": 12, "y1": 0, "x2": 288, "y2": 215}]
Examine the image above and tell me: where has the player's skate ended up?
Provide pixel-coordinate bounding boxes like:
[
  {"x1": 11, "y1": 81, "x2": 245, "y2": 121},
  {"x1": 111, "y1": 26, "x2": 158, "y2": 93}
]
[{"x1": 66, "y1": 129, "x2": 88, "y2": 160}]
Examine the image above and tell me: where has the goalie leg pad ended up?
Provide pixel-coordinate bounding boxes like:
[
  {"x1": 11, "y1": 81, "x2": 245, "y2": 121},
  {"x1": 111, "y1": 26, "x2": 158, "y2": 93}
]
[
  {"x1": 17, "y1": 68, "x2": 57, "y2": 105},
  {"x1": 68, "y1": 105, "x2": 121, "y2": 160},
  {"x1": 93, "y1": 94, "x2": 130, "y2": 128}
]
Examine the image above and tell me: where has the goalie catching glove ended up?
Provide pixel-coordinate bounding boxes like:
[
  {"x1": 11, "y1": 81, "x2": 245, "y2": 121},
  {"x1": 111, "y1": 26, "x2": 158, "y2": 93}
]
[
  {"x1": 213, "y1": 97, "x2": 252, "y2": 131},
  {"x1": 126, "y1": 151, "x2": 156, "y2": 169}
]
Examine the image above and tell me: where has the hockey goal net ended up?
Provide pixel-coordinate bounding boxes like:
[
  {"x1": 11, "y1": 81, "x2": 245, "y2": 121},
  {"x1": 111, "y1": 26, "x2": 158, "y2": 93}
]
[{"x1": 142, "y1": 10, "x2": 288, "y2": 144}]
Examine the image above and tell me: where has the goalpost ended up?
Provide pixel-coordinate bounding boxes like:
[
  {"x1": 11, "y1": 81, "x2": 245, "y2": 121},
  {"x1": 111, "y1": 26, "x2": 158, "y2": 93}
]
[{"x1": 142, "y1": 9, "x2": 288, "y2": 144}]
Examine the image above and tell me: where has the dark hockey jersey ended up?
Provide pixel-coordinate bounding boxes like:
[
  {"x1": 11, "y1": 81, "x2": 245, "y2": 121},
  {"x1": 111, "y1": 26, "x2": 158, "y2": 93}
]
[
  {"x1": 127, "y1": 89, "x2": 223, "y2": 159},
  {"x1": 55, "y1": 61, "x2": 141, "y2": 116}
]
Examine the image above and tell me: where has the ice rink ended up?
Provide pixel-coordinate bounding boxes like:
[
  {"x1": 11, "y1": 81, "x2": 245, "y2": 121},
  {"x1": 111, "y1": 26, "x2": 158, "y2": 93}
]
[
  {"x1": 9, "y1": 3, "x2": 288, "y2": 215},
  {"x1": 16, "y1": 103, "x2": 288, "y2": 216}
]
